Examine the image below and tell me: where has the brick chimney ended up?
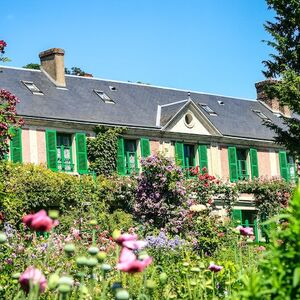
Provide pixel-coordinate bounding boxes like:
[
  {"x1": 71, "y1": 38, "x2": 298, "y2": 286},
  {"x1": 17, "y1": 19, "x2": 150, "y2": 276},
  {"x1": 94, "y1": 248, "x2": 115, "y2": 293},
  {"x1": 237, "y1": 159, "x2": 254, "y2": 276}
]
[
  {"x1": 39, "y1": 48, "x2": 66, "y2": 87},
  {"x1": 255, "y1": 79, "x2": 291, "y2": 117}
]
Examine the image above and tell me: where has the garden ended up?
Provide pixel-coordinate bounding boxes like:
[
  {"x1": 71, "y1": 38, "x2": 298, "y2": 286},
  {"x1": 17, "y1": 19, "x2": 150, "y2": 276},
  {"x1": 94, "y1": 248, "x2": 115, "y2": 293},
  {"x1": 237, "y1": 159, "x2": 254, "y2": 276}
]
[{"x1": 0, "y1": 154, "x2": 298, "y2": 299}]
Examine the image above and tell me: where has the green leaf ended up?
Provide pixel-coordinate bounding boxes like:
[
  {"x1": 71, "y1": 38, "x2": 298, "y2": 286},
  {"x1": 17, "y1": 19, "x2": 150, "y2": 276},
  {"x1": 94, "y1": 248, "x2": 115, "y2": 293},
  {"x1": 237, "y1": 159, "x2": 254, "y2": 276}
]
[{"x1": 293, "y1": 267, "x2": 300, "y2": 288}]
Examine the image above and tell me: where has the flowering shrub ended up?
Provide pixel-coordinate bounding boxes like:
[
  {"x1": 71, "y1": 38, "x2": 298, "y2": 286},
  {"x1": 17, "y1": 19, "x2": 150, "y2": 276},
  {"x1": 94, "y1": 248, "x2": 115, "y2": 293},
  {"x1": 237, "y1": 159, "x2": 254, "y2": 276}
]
[
  {"x1": 186, "y1": 167, "x2": 238, "y2": 213},
  {"x1": 237, "y1": 177, "x2": 293, "y2": 219},
  {"x1": 146, "y1": 231, "x2": 186, "y2": 250},
  {"x1": 0, "y1": 90, "x2": 24, "y2": 159},
  {"x1": 134, "y1": 154, "x2": 188, "y2": 233},
  {"x1": 0, "y1": 40, "x2": 9, "y2": 62}
]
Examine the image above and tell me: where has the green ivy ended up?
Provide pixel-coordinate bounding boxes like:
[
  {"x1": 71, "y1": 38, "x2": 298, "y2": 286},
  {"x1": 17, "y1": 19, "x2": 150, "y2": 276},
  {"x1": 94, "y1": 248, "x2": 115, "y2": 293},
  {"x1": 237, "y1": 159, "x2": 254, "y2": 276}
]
[{"x1": 87, "y1": 125, "x2": 125, "y2": 176}]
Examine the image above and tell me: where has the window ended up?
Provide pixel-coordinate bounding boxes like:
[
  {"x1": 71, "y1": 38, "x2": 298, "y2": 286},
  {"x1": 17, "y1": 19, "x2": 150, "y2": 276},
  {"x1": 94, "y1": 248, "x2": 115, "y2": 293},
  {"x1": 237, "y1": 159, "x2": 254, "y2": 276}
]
[
  {"x1": 175, "y1": 142, "x2": 208, "y2": 177},
  {"x1": 94, "y1": 90, "x2": 115, "y2": 104},
  {"x1": 228, "y1": 146, "x2": 259, "y2": 182},
  {"x1": 199, "y1": 103, "x2": 217, "y2": 115},
  {"x1": 124, "y1": 140, "x2": 138, "y2": 175},
  {"x1": 22, "y1": 81, "x2": 43, "y2": 95},
  {"x1": 56, "y1": 133, "x2": 74, "y2": 172},
  {"x1": 184, "y1": 113, "x2": 195, "y2": 128},
  {"x1": 253, "y1": 110, "x2": 270, "y2": 121},
  {"x1": 279, "y1": 151, "x2": 298, "y2": 183},
  {"x1": 45, "y1": 130, "x2": 88, "y2": 174}
]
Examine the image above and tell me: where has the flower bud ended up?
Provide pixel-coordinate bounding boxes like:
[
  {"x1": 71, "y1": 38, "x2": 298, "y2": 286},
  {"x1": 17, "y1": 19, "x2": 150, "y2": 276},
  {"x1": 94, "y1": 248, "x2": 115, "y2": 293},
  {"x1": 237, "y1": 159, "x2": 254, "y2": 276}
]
[
  {"x1": 0, "y1": 232, "x2": 7, "y2": 244},
  {"x1": 88, "y1": 246, "x2": 99, "y2": 255},
  {"x1": 101, "y1": 264, "x2": 112, "y2": 272},
  {"x1": 96, "y1": 251, "x2": 107, "y2": 262},
  {"x1": 159, "y1": 272, "x2": 168, "y2": 284},
  {"x1": 64, "y1": 243, "x2": 75, "y2": 254},
  {"x1": 48, "y1": 210, "x2": 59, "y2": 220},
  {"x1": 48, "y1": 273, "x2": 60, "y2": 290},
  {"x1": 58, "y1": 284, "x2": 71, "y2": 293},
  {"x1": 58, "y1": 276, "x2": 74, "y2": 286},
  {"x1": 86, "y1": 257, "x2": 98, "y2": 267},
  {"x1": 115, "y1": 289, "x2": 130, "y2": 300},
  {"x1": 145, "y1": 279, "x2": 156, "y2": 289},
  {"x1": 112, "y1": 229, "x2": 121, "y2": 240},
  {"x1": 76, "y1": 256, "x2": 88, "y2": 267}
]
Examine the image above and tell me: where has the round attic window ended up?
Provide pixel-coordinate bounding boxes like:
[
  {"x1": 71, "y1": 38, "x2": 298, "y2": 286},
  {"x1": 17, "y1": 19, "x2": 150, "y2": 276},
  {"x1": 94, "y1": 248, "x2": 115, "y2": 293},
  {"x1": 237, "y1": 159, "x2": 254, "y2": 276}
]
[{"x1": 184, "y1": 113, "x2": 195, "y2": 128}]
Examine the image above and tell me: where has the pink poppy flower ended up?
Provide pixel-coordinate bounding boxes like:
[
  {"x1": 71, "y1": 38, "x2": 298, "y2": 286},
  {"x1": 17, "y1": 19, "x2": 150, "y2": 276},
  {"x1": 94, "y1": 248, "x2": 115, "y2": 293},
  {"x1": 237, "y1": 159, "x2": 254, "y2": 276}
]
[
  {"x1": 122, "y1": 240, "x2": 147, "y2": 250},
  {"x1": 23, "y1": 210, "x2": 55, "y2": 232},
  {"x1": 19, "y1": 266, "x2": 47, "y2": 293},
  {"x1": 117, "y1": 248, "x2": 152, "y2": 273},
  {"x1": 208, "y1": 263, "x2": 223, "y2": 272},
  {"x1": 115, "y1": 233, "x2": 138, "y2": 246}
]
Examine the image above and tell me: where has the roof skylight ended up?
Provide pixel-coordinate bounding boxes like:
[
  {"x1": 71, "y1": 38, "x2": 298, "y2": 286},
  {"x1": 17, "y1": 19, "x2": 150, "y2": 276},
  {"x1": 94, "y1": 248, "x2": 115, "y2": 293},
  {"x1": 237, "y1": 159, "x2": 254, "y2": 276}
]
[
  {"x1": 22, "y1": 81, "x2": 43, "y2": 95},
  {"x1": 199, "y1": 103, "x2": 217, "y2": 116},
  {"x1": 94, "y1": 90, "x2": 115, "y2": 104},
  {"x1": 253, "y1": 110, "x2": 270, "y2": 121}
]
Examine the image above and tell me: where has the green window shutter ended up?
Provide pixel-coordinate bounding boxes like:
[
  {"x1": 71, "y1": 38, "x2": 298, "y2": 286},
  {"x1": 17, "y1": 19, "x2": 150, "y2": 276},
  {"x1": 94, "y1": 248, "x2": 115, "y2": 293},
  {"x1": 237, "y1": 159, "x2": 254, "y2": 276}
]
[
  {"x1": 231, "y1": 209, "x2": 242, "y2": 224},
  {"x1": 175, "y1": 141, "x2": 184, "y2": 167},
  {"x1": 228, "y1": 146, "x2": 238, "y2": 182},
  {"x1": 250, "y1": 148, "x2": 259, "y2": 179},
  {"x1": 140, "y1": 138, "x2": 150, "y2": 158},
  {"x1": 75, "y1": 133, "x2": 88, "y2": 175},
  {"x1": 198, "y1": 144, "x2": 208, "y2": 171},
  {"x1": 45, "y1": 130, "x2": 58, "y2": 171},
  {"x1": 10, "y1": 128, "x2": 22, "y2": 163},
  {"x1": 117, "y1": 137, "x2": 125, "y2": 175},
  {"x1": 279, "y1": 151, "x2": 289, "y2": 181}
]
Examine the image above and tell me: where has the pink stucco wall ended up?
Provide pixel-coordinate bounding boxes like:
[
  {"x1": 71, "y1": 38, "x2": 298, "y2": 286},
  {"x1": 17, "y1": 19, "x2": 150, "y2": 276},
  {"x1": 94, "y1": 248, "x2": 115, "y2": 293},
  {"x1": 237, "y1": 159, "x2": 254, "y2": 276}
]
[
  {"x1": 37, "y1": 129, "x2": 47, "y2": 164},
  {"x1": 22, "y1": 128, "x2": 31, "y2": 163},
  {"x1": 258, "y1": 149, "x2": 271, "y2": 177},
  {"x1": 150, "y1": 140, "x2": 160, "y2": 155},
  {"x1": 220, "y1": 146, "x2": 229, "y2": 180}
]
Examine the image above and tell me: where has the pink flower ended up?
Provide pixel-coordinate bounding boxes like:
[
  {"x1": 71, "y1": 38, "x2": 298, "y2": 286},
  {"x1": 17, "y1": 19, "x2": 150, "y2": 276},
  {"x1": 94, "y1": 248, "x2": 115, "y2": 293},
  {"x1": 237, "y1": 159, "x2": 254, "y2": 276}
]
[
  {"x1": 116, "y1": 233, "x2": 138, "y2": 246},
  {"x1": 256, "y1": 246, "x2": 266, "y2": 252},
  {"x1": 122, "y1": 240, "x2": 147, "y2": 250},
  {"x1": 19, "y1": 267, "x2": 47, "y2": 293},
  {"x1": 208, "y1": 263, "x2": 223, "y2": 272},
  {"x1": 23, "y1": 210, "x2": 55, "y2": 232},
  {"x1": 238, "y1": 227, "x2": 254, "y2": 236},
  {"x1": 117, "y1": 247, "x2": 152, "y2": 273}
]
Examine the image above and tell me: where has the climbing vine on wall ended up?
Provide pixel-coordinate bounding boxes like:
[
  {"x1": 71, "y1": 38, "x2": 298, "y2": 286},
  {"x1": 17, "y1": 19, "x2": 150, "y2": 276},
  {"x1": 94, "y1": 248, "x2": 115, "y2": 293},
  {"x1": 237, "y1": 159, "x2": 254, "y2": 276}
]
[{"x1": 87, "y1": 125, "x2": 125, "y2": 176}]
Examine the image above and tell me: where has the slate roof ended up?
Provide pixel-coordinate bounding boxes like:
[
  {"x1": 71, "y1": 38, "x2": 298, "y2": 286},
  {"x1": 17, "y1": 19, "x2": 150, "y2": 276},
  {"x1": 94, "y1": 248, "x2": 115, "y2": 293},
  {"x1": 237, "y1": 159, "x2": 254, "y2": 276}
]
[{"x1": 0, "y1": 66, "x2": 284, "y2": 141}]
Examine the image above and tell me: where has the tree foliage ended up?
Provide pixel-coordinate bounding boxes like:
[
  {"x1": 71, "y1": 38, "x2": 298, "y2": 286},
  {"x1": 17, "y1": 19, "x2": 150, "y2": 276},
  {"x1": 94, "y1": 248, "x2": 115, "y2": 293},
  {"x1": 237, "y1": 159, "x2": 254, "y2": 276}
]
[
  {"x1": 262, "y1": 0, "x2": 300, "y2": 157},
  {"x1": 23, "y1": 63, "x2": 40, "y2": 70},
  {"x1": 87, "y1": 126, "x2": 125, "y2": 176}
]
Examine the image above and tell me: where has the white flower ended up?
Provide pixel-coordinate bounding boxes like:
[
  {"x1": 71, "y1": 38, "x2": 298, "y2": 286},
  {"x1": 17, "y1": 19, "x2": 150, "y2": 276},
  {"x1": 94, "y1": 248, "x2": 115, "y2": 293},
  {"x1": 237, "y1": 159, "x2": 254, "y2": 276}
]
[{"x1": 190, "y1": 204, "x2": 207, "y2": 212}]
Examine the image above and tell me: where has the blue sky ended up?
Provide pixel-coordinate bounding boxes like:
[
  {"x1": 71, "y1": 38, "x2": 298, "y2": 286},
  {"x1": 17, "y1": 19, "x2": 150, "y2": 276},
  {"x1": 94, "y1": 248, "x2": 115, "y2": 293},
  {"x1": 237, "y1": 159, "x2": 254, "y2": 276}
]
[{"x1": 1, "y1": 0, "x2": 274, "y2": 99}]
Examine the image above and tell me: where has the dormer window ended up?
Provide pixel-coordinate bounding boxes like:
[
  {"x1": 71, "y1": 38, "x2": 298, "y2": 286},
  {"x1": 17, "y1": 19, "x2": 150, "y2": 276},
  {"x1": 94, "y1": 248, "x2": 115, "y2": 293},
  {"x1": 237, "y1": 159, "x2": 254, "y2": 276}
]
[
  {"x1": 22, "y1": 81, "x2": 43, "y2": 95},
  {"x1": 94, "y1": 90, "x2": 115, "y2": 104},
  {"x1": 199, "y1": 103, "x2": 217, "y2": 116}
]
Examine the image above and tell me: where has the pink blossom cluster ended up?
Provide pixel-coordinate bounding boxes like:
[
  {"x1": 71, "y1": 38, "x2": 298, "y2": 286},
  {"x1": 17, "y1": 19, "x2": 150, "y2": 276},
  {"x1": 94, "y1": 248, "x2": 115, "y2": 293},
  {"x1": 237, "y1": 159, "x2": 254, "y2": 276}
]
[
  {"x1": 23, "y1": 210, "x2": 57, "y2": 232},
  {"x1": 116, "y1": 233, "x2": 152, "y2": 273}
]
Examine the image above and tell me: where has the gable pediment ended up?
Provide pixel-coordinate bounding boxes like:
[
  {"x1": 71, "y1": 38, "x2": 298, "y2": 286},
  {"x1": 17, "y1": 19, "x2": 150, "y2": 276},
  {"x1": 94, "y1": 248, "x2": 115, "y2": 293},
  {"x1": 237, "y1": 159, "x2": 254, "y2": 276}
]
[{"x1": 160, "y1": 100, "x2": 221, "y2": 136}]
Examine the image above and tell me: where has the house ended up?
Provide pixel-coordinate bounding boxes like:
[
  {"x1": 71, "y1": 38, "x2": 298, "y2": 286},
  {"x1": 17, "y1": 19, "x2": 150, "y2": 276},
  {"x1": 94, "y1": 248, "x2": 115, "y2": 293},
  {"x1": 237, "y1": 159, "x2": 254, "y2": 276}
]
[{"x1": 0, "y1": 48, "x2": 297, "y2": 234}]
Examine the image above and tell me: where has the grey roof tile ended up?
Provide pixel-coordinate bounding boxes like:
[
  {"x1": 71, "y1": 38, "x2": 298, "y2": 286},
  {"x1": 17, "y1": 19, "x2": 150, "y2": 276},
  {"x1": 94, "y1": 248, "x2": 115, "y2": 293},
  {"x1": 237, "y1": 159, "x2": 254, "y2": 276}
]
[{"x1": 0, "y1": 66, "x2": 285, "y2": 140}]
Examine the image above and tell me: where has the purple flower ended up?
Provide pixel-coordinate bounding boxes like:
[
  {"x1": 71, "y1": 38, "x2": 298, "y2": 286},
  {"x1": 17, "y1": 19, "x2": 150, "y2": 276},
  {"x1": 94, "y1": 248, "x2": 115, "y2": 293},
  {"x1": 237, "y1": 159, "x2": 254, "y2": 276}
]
[
  {"x1": 236, "y1": 226, "x2": 254, "y2": 236},
  {"x1": 19, "y1": 267, "x2": 47, "y2": 293},
  {"x1": 208, "y1": 262, "x2": 223, "y2": 272}
]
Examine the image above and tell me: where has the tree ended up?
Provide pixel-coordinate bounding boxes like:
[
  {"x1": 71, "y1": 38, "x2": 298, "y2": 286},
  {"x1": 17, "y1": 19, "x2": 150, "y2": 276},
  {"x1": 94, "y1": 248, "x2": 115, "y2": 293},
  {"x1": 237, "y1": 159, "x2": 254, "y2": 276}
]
[
  {"x1": 0, "y1": 40, "x2": 24, "y2": 159},
  {"x1": 262, "y1": 0, "x2": 300, "y2": 158},
  {"x1": 64, "y1": 67, "x2": 87, "y2": 76},
  {"x1": 23, "y1": 63, "x2": 40, "y2": 70}
]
